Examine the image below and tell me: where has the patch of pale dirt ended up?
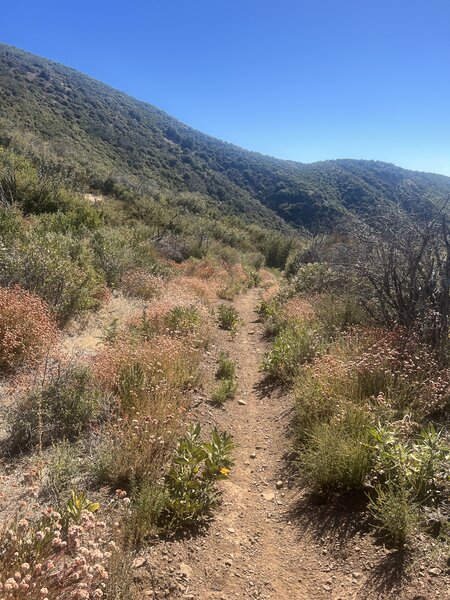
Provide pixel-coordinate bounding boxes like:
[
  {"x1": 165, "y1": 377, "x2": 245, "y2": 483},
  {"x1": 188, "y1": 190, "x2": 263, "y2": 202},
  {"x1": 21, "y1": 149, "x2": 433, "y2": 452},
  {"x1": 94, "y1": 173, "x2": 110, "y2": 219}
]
[
  {"x1": 61, "y1": 292, "x2": 145, "y2": 358},
  {"x1": 140, "y1": 289, "x2": 449, "y2": 600}
]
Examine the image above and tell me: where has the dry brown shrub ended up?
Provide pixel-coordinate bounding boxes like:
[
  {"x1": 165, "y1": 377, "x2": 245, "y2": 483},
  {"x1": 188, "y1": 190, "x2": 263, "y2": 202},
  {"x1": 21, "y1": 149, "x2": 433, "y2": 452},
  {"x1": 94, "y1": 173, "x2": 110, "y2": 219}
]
[
  {"x1": 93, "y1": 335, "x2": 200, "y2": 407},
  {"x1": 120, "y1": 269, "x2": 164, "y2": 300},
  {"x1": 0, "y1": 286, "x2": 59, "y2": 374},
  {"x1": 281, "y1": 296, "x2": 316, "y2": 323}
]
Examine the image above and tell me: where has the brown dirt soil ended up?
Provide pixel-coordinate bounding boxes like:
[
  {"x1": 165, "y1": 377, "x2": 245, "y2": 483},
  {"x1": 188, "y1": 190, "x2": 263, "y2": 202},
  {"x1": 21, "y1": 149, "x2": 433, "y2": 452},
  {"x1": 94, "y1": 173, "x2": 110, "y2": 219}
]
[{"x1": 138, "y1": 289, "x2": 449, "y2": 600}]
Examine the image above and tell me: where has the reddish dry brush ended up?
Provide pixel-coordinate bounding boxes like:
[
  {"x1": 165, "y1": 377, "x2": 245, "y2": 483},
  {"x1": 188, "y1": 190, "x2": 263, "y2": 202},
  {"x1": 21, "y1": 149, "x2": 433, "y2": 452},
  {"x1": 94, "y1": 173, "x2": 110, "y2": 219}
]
[
  {"x1": 0, "y1": 286, "x2": 59, "y2": 375},
  {"x1": 280, "y1": 296, "x2": 316, "y2": 324},
  {"x1": 119, "y1": 269, "x2": 165, "y2": 300}
]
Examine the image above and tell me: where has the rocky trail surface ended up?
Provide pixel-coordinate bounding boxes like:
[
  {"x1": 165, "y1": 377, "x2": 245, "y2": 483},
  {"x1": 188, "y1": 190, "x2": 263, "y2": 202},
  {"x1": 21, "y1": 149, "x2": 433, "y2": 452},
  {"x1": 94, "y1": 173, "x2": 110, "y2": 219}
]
[{"x1": 141, "y1": 289, "x2": 447, "y2": 600}]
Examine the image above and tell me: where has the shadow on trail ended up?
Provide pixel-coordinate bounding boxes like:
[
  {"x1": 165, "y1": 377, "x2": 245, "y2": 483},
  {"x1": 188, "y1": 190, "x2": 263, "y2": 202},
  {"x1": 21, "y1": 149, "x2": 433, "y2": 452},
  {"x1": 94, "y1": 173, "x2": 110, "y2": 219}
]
[
  {"x1": 287, "y1": 489, "x2": 371, "y2": 550},
  {"x1": 253, "y1": 375, "x2": 290, "y2": 400},
  {"x1": 358, "y1": 548, "x2": 412, "y2": 599},
  {"x1": 287, "y1": 490, "x2": 413, "y2": 597}
]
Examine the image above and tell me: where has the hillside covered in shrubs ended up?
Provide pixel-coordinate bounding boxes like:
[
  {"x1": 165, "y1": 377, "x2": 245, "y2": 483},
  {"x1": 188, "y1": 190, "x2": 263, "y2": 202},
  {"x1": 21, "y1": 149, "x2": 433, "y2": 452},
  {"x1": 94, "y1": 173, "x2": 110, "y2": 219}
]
[{"x1": 2, "y1": 43, "x2": 450, "y2": 231}]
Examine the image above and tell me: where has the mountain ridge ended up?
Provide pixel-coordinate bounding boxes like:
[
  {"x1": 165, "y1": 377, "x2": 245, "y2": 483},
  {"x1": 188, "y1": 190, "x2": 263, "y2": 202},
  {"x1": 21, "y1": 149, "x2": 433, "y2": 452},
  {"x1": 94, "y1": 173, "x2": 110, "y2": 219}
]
[{"x1": 1, "y1": 42, "x2": 450, "y2": 229}]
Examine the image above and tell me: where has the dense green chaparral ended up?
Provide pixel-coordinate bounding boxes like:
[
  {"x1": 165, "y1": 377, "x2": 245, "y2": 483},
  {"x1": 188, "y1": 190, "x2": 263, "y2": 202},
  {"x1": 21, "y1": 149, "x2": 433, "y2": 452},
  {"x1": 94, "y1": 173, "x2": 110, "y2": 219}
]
[{"x1": 2, "y1": 43, "x2": 450, "y2": 233}]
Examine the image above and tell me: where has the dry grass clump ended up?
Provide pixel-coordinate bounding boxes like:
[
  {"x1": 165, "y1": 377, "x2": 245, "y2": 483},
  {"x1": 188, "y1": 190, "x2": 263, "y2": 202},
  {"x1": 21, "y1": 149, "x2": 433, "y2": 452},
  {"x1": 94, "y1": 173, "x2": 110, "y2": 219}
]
[
  {"x1": 168, "y1": 275, "x2": 217, "y2": 303},
  {"x1": 93, "y1": 402, "x2": 183, "y2": 489},
  {"x1": 120, "y1": 269, "x2": 164, "y2": 300},
  {"x1": 94, "y1": 335, "x2": 201, "y2": 414},
  {"x1": 91, "y1": 334, "x2": 198, "y2": 487},
  {"x1": 300, "y1": 406, "x2": 373, "y2": 492},
  {"x1": 173, "y1": 257, "x2": 257, "y2": 301},
  {"x1": 0, "y1": 286, "x2": 58, "y2": 374}
]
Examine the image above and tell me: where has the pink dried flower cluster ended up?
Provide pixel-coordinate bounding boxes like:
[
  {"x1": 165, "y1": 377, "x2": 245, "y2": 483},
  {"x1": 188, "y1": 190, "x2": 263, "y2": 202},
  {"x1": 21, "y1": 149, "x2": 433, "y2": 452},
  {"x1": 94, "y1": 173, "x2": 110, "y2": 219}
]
[
  {"x1": 0, "y1": 509, "x2": 117, "y2": 600},
  {"x1": 350, "y1": 328, "x2": 450, "y2": 415},
  {"x1": 99, "y1": 406, "x2": 184, "y2": 486}
]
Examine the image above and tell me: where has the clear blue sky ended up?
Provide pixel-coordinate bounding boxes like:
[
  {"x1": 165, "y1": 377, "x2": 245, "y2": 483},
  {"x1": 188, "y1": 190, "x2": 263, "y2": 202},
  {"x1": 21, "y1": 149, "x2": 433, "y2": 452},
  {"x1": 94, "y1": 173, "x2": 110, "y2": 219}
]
[{"x1": 1, "y1": 0, "x2": 450, "y2": 175}]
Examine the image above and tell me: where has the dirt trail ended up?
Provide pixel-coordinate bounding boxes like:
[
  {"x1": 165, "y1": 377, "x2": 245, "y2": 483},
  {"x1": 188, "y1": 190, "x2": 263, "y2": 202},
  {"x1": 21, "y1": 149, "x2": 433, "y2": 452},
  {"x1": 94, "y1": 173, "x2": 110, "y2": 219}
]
[
  {"x1": 198, "y1": 289, "x2": 324, "y2": 599},
  {"x1": 149, "y1": 289, "x2": 330, "y2": 599}
]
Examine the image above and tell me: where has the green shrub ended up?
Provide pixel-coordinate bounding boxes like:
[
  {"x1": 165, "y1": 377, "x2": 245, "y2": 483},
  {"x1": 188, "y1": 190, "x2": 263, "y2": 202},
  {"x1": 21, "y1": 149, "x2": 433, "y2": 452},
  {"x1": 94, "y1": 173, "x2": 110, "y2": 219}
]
[
  {"x1": 293, "y1": 263, "x2": 342, "y2": 294},
  {"x1": 293, "y1": 371, "x2": 339, "y2": 445},
  {"x1": 218, "y1": 281, "x2": 242, "y2": 300},
  {"x1": 8, "y1": 366, "x2": 101, "y2": 451},
  {"x1": 368, "y1": 484, "x2": 419, "y2": 547},
  {"x1": 217, "y1": 304, "x2": 240, "y2": 333},
  {"x1": 124, "y1": 425, "x2": 234, "y2": 541},
  {"x1": 262, "y1": 235, "x2": 293, "y2": 269},
  {"x1": 166, "y1": 305, "x2": 202, "y2": 335},
  {"x1": 0, "y1": 153, "x2": 64, "y2": 215},
  {"x1": 41, "y1": 440, "x2": 82, "y2": 505},
  {"x1": 257, "y1": 298, "x2": 280, "y2": 322},
  {"x1": 0, "y1": 205, "x2": 24, "y2": 245},
  {"x1": 160, "y1": 424, "x2": 234, "y2": 530},
  {"x1": 91, "y1": 226, "x2": 163, "y2": 288},
  {"x1": 124, "y1": 481, "x2": 169, "y2": 545},
  {"x1": 211, "y1": 377, "x2": 237, "y2": 405},
  {"x1": 246, "y1": 269, "x2": 262, "y2": 288},
  {"x1": 370, "y1": 424, "x2": 449, "y2": 504},
  {"x1": 216, "y1": 352, "x2": 236, "y2": 380},
  {"x1": 38, "y1": 198, "x2": 103, "y2": 235},
  {"x1": 300, "y1": 408, "x2": 373, "y2": 492},
  {"x1": 262, "y1": 323, "x2": 321, "y2": 382},
  {"x1": 314, "y1": 294, "x2": 366, "y2": 335},
  {"x1": 0, "y1": 228, "x2": 103, "y2": 325}
]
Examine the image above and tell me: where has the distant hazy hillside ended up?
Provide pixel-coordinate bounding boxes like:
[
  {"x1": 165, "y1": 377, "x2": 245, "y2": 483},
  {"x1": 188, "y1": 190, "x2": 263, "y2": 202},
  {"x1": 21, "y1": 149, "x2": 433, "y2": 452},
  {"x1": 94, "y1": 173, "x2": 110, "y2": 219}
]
[{"x1": 1, "y1": 43, "x2": 450, "y2": 229}]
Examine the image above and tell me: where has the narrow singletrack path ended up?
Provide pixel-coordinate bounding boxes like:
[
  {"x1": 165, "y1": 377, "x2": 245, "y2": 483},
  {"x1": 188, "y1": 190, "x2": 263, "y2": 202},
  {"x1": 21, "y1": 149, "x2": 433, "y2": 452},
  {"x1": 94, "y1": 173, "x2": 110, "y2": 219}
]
[{"x1": 151, "y1": 289, "x2": 329, "y2": 599}]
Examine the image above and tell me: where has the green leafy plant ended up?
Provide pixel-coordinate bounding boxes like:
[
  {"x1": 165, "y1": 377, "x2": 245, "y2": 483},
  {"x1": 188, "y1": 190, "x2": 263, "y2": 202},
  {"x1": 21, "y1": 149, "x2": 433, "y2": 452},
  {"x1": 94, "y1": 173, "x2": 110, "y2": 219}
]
[
  {"x1": 370, "y1": 423, "x2": 449, "y2": 503},
  {"x1": 161, "y1": 424, "x2": 234, "y2": 529},
  {"x1": 65, "y1": 490, "x2": 100, "y2": 524},
  {"x1": 262, "y1": 322, "x2": 321, "y2": 382},
  {"x1": 246, "y1": 269, "x2": 262, "y2": 288},
  {"x1": 217, "y1": 304, "x2": 240, "y2": 334},
  {"x1": 0, "y1": 228, "x2": 103, "y2": 325},
  {"x1": 216, "y1": 352, "x2": 236, "y2": 380},
  {"x1": 165, "y1": 305, "x2": 202, "y2": 335},
  {"x1": 211, "y1": 352, "x2": 237, "y2": 405}
]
